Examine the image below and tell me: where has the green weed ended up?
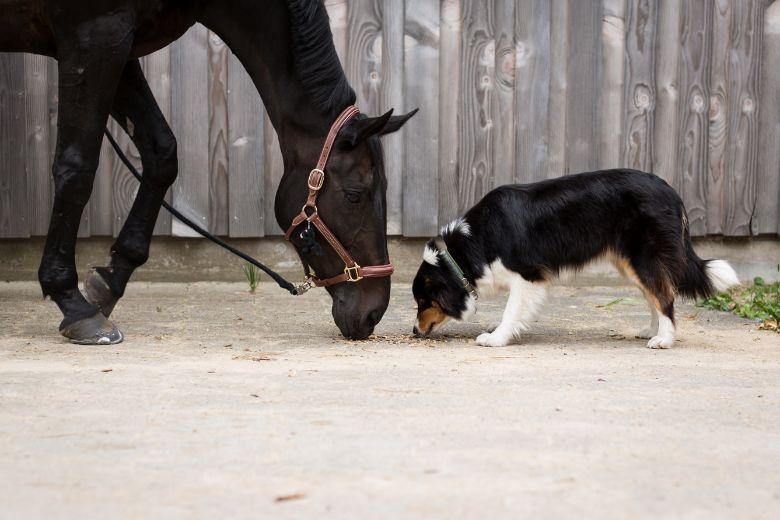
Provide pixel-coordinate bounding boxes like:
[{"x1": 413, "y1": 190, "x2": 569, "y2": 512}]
[
  {"x1": 698, "y1": 276, "x2": 780, "y2": 332},
  {"x1": 242, "y1": 261, "x2": 260, "y2": 294}
]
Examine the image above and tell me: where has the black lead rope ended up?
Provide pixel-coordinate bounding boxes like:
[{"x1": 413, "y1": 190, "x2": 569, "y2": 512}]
[{"x1": 104, "y1": 128, "x2": 300, "y2": 295}]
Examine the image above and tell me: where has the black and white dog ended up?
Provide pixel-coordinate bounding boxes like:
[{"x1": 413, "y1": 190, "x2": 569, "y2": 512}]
[{"x1": 412, "y1": 169, "x2": 739, "y2": 348}]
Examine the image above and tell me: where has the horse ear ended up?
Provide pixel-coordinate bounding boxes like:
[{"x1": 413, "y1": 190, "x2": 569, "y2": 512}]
[
  {"x1": 378, "y1": 108, "x2": 419, "y2": 136},
  {"x1": 340, "y1": 110, "x2": 395, "y2": 147}
]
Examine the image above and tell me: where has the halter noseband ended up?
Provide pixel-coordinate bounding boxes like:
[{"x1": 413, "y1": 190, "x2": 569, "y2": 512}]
[{"x1": 284, "y1": 105, "x2": 394, "y2": 293}]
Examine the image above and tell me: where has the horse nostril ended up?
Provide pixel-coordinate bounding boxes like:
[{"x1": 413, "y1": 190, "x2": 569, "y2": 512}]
[{"x1": 366, "y1": 310, "x2": 381, "y2": 329}]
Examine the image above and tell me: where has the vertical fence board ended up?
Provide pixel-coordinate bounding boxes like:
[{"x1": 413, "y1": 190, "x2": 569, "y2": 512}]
[
  {"x1": 403, "y1": 0, "x2": 439, "y2": 236},
  {"x1": 677, "y1": 0, "x2": 713, "y2": 236},
  {"x1": 228, "y1": 52, "x2": 265, "y2": 238},
  {"x1": 208, "y1": 30, "x2": 229, "y2": 236},
  {"x1": 653, "y1": 0, "x2": 682, "y2": 188},
  {"x1": 380, "y1": 0, "x2": 404, "y2": 235},
  {"x1": 723, "y1": 0, "x2": 762, "y2": 236},
  {"x1": 492, "y1": 0, "x2": 515, "y2": 187},
  {"x1": 143, "y1": 47, "x2": 173, "y2": 236},
  {"x1": 347, "y1": 1, "x2": 382, "y2": 114},
  {"x1": 547, "y1": 0, "x2": 568, "y2": 178},
  {"x1": 622, "y1": 0, "x2": 657, "y2": 171},
  {"x1": 171, "y1": 24, "x2": 210, "y2": 237},
  {"x1": 757, "y1": 0, "x2": 780, "y2": 235},
  {"x1": 263, "y1": 115, "x2": 285, "y2": 236},
  {"x1": 565, "y1": 0, "x2": 602, "y2": 174},
  {"x1": 515, "y1": 0, "x2": 550, "y2": 183},
  {"x1": 438, "y1": 0, "x2": 461, "y2": 225},
  {"x1": 600, "y1": 0, "x2": 627, "y2": 170},
  {"x1": 325, "y1": 0, "x2": 349, "y2": 59},
  {"x1": 0, "y1": 53, "x2": 29, "y2": 238},
  {"x1": 107, "y1": 119, "x2": 140, "y2": 237},
  {"x1": 457, "y1": 0, "x2": 494, "y2": 212},
  {"x1": 24, "y1": 54, "x2": 52, "y2": 236}
]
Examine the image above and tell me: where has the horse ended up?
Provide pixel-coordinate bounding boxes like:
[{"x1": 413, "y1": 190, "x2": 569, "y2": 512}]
[{"x1": 0, "y1": 0, "x2": 415, "y2": 343}]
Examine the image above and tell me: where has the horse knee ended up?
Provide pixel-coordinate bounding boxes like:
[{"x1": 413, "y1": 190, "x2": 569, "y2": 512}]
[
  {"x1": 145, "y1": 130, "x2": 178, "y2": 188},
  {"x1": 52, "y1": 148, "x2": 99, "y2": 206}
]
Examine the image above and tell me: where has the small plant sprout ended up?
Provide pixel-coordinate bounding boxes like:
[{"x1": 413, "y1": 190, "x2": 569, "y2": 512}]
[
  {"x1": 242, "y1": 261, "x2": 260, "y2": 294},
  {"x1": 699, "y1": 276, "x2": 780, "y2": 332}
]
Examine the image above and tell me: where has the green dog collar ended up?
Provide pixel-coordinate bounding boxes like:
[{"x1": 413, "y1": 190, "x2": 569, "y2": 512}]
[{"x1": 434, "y1": 237, "x2": 478, "y2": 300}]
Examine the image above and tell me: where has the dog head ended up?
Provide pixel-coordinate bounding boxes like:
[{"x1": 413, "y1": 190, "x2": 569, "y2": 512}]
[{"x1": 412, "y1": 239, "x2": 477, "y2": 336}]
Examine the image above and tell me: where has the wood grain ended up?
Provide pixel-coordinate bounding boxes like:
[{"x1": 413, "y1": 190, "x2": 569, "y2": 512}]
[
  {"x1": 228, "y1": 50, "x2": 265, "y2": 237},
  {"x1": 0, "y1": 53, "x2": 29, "y2": 237},
  {"x1": 403, "y1": 0, "x2": 439, "y2": 237},
  {"x1": 515, "y1": 0, "x2": 550, "y2": 183},
  {"x1": 565, "y1": 0, "x2": 602, "y2": 174},
  {"x1": 325, "y1": 0, "x2": 349, "y2": 59},
  {"x1": 492, "y1": 0, "x2": 515, "y2": 188},
  {"x1": 756, "y1": 0, "x2": 780, "y2": 234},
  {"x1": 171, "y1": 24, "x2": 210, "y2": 237},
  {"x1": 107, "y1": 118, "x2": 140, "y2": 237},
  {"x1": 438, "y1": 0, "x2": 461, "y2": 226},
  {"x1": 346, "y1": 0, "x2": 383, "y2": 114},
  {"x1": 457, "y1": 0, "x2": 494, "y2": 211},
  {"x1": 652, "y1": 0, "x2": 682, "y2": 188},
  {"x1": 677, "y1": 0, "x2": 713, "y2": 236},
  {"x1": 622, "y1": 0, "x2": 657, "y2": 171},
  {"x1": 208, "y1": 30, "x2": 229, "y2": 236},
  {"x1": 24, "y1": 54, "x2": 52, "y2": 236},
  {"x1": 263, "y1": 112, "x2": 285, "y2": 236},
  {"x1": 723, "y1": 0, "x2": 762, "y2": 236},
  {"x1": 600, "y1": 0, "x2": 626, "y2": 170},
  {"x1": 547, "y1": 0, "x2": 568, "y2": 178},
  {"x1": 380, "y1": 0, "x2": 404, "y2": 235}
]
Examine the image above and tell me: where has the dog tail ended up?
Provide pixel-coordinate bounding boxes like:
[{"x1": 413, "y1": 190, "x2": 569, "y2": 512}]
[{"x1": 676, "y1": 212, "x2": 740, "y2": 299}]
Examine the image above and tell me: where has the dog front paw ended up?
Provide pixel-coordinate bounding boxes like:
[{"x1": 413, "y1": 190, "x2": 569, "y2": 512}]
[
  {"x1": 476, "y1": 331, "x2": 510, "y2": 347},
  {"x1": 647, "y1": 335, "x2": 674, "y2": 349}
]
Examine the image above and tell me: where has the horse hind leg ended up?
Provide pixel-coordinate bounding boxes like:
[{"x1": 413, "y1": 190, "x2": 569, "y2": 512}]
[
  {"x1": 39, "y1": 32, "x2": 132, "y2": 344},
  {"x1": 84, "y1": 59, "x2": 178, "y2": 317}
]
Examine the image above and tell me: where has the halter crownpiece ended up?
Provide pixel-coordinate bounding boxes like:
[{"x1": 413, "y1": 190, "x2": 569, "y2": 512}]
[{"x1": 285, "y1": 105, "x2": 395, "y2": 293}]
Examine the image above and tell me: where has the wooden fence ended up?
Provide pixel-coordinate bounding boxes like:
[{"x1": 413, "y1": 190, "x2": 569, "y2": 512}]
[{"x1": 1, "y1": 0, "x2": 779, "y2": 240}]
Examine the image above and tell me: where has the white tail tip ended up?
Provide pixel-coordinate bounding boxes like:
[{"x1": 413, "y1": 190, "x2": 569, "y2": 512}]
[{"x1": 706, "y1": 259, "x2": 740, "y2": 293}]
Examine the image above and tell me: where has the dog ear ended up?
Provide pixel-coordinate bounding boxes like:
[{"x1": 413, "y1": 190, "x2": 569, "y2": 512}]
[{"x1": 339, "y1": 108, "x2": 419, "y2": 147}]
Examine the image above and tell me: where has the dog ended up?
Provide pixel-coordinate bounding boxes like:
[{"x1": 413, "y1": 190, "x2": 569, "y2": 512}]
[{"x1": 411, "y1": 169, "x2": 740, "y2": 348}]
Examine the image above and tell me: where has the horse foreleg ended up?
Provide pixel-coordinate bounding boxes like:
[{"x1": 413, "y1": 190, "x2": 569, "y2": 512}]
[
  {"x1": 38, "y1": 30, "x2": 132, "y2": 344},
  {"x1": 84, "y1": 60, "x2": 178, "y2": 317}
]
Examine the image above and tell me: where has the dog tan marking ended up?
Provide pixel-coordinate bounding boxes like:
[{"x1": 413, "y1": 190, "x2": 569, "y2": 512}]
[{"x1": 416, "y1": 301, "x2": 448, "y2": 335}]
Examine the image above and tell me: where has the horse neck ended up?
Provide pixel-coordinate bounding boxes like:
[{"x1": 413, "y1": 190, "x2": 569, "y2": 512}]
[{"x1": 196, "y1": 0, "x2": 338, "y2": 156}]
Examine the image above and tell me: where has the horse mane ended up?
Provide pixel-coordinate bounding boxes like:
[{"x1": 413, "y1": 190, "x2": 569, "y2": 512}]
[{"x1": 286, "y1": 0, "x2": 356, "y2": 116}]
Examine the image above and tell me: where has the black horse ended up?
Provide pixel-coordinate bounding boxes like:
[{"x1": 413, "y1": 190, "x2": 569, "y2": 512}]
[{"x1": 0, "y1": 0, "x2": 415, "y2": 343}]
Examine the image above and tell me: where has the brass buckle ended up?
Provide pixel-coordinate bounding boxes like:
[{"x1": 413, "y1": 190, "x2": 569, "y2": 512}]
[
  {"x1": 308, "y1": 169, "x2": 325, "y2": 190},
  {"x1": 344, "y1": 264, "x2": 362, "y2": 282}
]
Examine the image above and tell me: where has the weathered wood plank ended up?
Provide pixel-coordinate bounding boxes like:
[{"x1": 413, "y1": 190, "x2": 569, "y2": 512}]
[
  {"x1": 677, "y1": 0, "x2": 712, "y2": 236},
  {"x1": 143, "y1": 46, "x2": 173, "y2": 236},
  {"x1": 547, "y1": 0, "x2": 568, "y2": 178},
  {"x1": 107, "y1": 118, "x2": 140, "y2": 237},
  {"x1": 263, "y1": 113, "x2": 285, "y2": 236},
  {"x1": 457, "y1": 0, "x2": 494, "y2": 211},
  {"x1": 92, "y1": 134, "x2": 116, "y2": 237},
  {"x1": 515, "y1": 0, "x2": 550, "y2": 183},
  {"x1": 325, "y1": 0, "x2": 349, "y2": 61},
  {"x1": 24, "y1": 54, "x2": 52, "y2": 236},
  {"x1": 380, "y1": 0, "x2": 404, "y2": 235},
  {"x1": 756, "y1": 0, "x2": 780, "y2": 235},
  {"x1": 492, "y1": 0, "x2": 515, "y2": 188},
  {"x1": 0, "y1": 53, "x2": 29, "y2": 238},
  {"x1": 723, "y1": 0, "x2": 762, "y2": 236},
  {"x1": 622, "y1": 0, "x2": 657, "y2": 171},
  {"x1": 706, "y1": 0, "x2": 730, "y2": 235},
  {"x1": 346, "y1": 0, "x2": 382, "y2": 114},
  {"x1": 208, "y1": 30, "x2": 229, "y2": 236},
  {"x1": 565, "y1": 0, "x2": 602, "y2": 174},
  {"x1": 652, "y1": 0, "x2": 682, "y2": 188},
  {"x1": 171, "y1": 24, "x2": 210, "y2": 237},
  {"x1": 403, "y1": 0, "x2": 439, "y2": 236},
  {"x1": 228, "y1": 50, "x2": 265, "y2": 237},
  {"x1": 438, "y1": 0, "x2": 461, "y2": 225},
  {"x1": 599, "y1": 0, "x2": 626, "y2": 170}
]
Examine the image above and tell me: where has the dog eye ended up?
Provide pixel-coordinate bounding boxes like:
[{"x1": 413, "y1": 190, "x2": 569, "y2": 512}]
[{"x1": 344, "y1": 190, "x2": 361, "y2": 204}]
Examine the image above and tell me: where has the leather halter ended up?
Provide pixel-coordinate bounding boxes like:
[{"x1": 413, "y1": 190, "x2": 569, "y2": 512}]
[{"x1": 284, "y1": 105, "x2": 394, "y2": 291}]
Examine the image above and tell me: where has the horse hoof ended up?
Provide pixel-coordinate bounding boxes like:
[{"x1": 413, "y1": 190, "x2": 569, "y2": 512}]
[
  {"x1": 60, "y1": 313, "x2": 124, "y2": 345},
  {"x1": 84, "y1": 269, "x2": 118, "y2": 318}
]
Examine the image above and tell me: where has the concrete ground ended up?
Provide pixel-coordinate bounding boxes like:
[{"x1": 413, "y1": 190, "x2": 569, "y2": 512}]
[{"x1": 1, "y1": 280, "x2": 779, "y2": 519}]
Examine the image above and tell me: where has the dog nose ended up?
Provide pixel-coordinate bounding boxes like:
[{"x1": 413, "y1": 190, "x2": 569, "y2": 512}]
[{"x1": 413, "y1": 325, "x2": 421, "y2": 336}]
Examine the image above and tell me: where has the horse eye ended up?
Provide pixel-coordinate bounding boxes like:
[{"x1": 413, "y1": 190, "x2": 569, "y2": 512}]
[{"x1": 344, "y1": 191, "x2": 361, "y2": 204}]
